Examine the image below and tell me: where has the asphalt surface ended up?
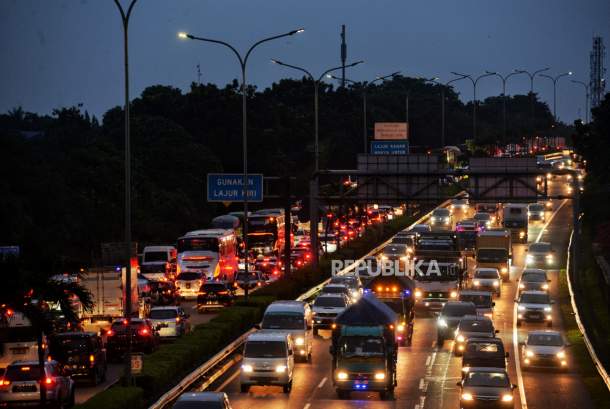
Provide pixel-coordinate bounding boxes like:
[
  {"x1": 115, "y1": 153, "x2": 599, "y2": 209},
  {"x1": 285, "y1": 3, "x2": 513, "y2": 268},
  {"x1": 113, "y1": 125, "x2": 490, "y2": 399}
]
[{"x1": 208, "y1": 175, "x2": 595, "y2": 409}]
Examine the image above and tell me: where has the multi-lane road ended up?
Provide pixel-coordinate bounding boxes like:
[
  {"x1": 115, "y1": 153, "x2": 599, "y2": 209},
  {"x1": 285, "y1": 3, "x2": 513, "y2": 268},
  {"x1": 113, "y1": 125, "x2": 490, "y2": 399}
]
[{"x1": 194, "y1": 175, "x2": 594, "y2": 409}]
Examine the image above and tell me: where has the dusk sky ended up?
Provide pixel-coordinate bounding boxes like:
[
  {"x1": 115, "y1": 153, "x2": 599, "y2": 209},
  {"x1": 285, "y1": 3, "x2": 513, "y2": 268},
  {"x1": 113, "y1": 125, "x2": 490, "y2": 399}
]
[{"x1": 1, "y1": 0, "x2": 608, "y2": 124}]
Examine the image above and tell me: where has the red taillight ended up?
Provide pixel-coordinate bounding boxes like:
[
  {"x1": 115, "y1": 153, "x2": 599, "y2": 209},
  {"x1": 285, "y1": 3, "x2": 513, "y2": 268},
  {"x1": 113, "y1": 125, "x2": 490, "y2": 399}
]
[
  {"x1": 106, "y1": 330, "x2": 114, "y2": 337},
  {"x1": 0, "y1": 379, "x2": 10, "y2": 389},
  {"x1": 138, "y1": 328, "x2": 149, "y2": 336},
  {"x1": 123, "y1": 319, "x2": 129, "y2": 325},
  {"x1": 175, "y1": 317, "x2": 181, "y2": 323},
  {"x1": 45, "y1": 377, "x2": 54, "y2": 386}
]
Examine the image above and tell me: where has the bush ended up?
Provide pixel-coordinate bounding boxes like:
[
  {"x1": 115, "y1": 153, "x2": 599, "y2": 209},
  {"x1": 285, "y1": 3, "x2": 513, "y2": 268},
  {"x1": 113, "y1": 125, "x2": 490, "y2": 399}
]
[{"x1": 74, "y1": 386, "x2": 144, "y2": 409}]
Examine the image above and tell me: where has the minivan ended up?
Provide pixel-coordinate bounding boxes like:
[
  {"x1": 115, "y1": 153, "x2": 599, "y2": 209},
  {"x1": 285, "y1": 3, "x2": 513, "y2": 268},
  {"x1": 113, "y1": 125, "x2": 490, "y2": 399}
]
[
  {"x1": 259, "y1": 301, "x2": 313, "y2": 362},
  {"x1": 240, "y1": 332, "x2": 294, "y2": 393}
]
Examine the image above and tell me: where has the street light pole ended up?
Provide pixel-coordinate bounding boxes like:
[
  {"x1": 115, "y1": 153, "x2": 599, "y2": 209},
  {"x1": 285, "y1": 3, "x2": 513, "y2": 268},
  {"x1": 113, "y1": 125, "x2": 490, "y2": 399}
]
[
  {"x1": 540, "y1": 72, "x2": 573, "y2": 121},
  {"x1": 427, "y1": 77, "x2": 468, "y2": 147},
  {"x1": 571, "y1": 80, "x2": 590, "y2": 123},
  {"x1": 179, "y1": 28, "x2": 304, "y2": 281},
  {"x1": 486, "y1": 70, "x2": 523, "y2": 143},
  {"x1": 451, "y1": 72, "x2": 496, "y2": 140},
  {"x1": 515, "y1": 68, "x2": 549, "y2": 135}
]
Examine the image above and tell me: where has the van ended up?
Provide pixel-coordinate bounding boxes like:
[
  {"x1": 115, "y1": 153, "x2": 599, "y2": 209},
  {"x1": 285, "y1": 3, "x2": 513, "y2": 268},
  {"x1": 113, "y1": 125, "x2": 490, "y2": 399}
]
[
  {"x1": 259, "y1": 301, "x2": 313, "y2": 362},
  {"x1": 141, "y1": 246, "x2": 177, "y2": 282},
  {"x1": 240, "y1": 332, "x2": 294, "y2": 393}
]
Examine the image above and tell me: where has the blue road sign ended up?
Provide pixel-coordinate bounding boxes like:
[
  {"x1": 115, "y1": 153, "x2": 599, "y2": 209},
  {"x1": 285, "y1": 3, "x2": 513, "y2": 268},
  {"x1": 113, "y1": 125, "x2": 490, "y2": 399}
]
[
  {"x1": 370, "y1": 140, "x2": 409, "y2": 155},
  {"x1": 207, "y1": 173, "x2": 264, "y2": 202}
]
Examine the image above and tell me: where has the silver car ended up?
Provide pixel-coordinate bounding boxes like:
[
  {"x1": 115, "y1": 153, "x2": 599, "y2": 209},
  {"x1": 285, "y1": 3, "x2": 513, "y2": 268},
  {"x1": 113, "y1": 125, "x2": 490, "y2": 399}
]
[
  {"x1": 0, "y1": 361, "x2": 74, "y2": 408},
  {"x1": 518, "y1": 269, "x2": 549, "y2": 294},
  {"x1": 472, "y1": 268, "x2": 502, "y2": 296},
  {"x1": 522, "y1": 330, "x2": 568, "y2": 370},
  {"x1": 516, "y1": 291, "x2": 553, "y2": 327},
  {"x1": 149, "y1": 306, "x2": 191, "y2": 338}
]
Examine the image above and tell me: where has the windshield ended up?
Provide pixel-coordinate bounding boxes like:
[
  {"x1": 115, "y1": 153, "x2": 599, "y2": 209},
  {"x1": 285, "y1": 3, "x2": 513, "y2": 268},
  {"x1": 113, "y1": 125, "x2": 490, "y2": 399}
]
[
  {"x1": 460, "y1": 294, "x2": 493, "y2": 307},
  {"x1": 529, "y1": 205, "x2": 544, "y2": 212},
  {"x1": 392, "y1": 237, "x2": 414, "y2": 246},
  {"x1": 322, "y1": 286, "x2": 347, "y2": 295},
  {"x1": 244, "y1": 340, "x2": 286, "y2": 358},
  {"x1": 5, "y1": 365, "x2": 44, "y2": 382},
  {"x1": 475, "y1": 270, "x2": 499, "y2": 279},
  {"x1": 528, "y1": 333, "x2": 563, "y2": 346},
  {"x1": 339, "y1": 336, "x2": 385, "y2": 358},
  {"x1": 176, "y1": 272, "x2": 202, "y2": 281},
  {"x1": 520, "y1": 293, "x2": 550, "y2": 304},
  {"x1": 144, "y1": 251, "x2": 167, "y2": 263},
  {"x1": 415, "y1": 264, "x2": 458, "y2": 282},
  {"x1": 261, "y1": 314, "x2": 304, "y2": 330},
  {"x1": 459, "y1": 319, "x2": 494, "y2": 333},
  {"x1": 474, "y1": 213, "x2": 490, "y2": 221},
  {"x1": 201, "y1": 284, "x2": 227, "y2": 292},
  {"x1": 314, "y1": 296, "x2": 346, "y2": 308},
  {"x1": 466, "y1": 342, "x2": 501, "y2": 354},
  {"x1": 465, "y1": 371, "x2": 510, "y2": 387},
  {"x1": 442, "y1": 304, "x2": 476, "y2": 317},
  {"x1": 177, "y1": 238, "x2": 219, "y2": 253},
  {"x1": 149, "y1": 309, "x2": 178, "y2": 319},
  {"x1": 433, "y1": 209, "x2": 450, "y2": 217},
  {"x1": 529, "y1": 243, "x2": 551, "y2": 253},
  {"x1": 477, "y1": 249, "x2": 508, "y2": 262},
  {"x1": 50, "y1": 337, "x2": 91, "y2": 355},
  {"x1": 382, "y1": 246, "x2": 406, "y2": 255},
  {"x1": 522, "y1": 273, "x2": 546, "y2": 282}
]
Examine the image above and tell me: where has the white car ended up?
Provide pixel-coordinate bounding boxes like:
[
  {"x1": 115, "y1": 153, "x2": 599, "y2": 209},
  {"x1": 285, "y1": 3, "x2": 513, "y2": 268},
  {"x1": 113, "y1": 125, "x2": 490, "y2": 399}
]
[
  {"x1": 148, "y1": 306, "x2": 191, "y2": 338},
  {"x1": 516, "y1": 291, "x2": 553, "y2": 327},
  {"x1": 430, "y1": 208, "x2": 452, "y2": 227},
  {"x1": 311, "y1": 293, "x2": 350, "y2": 335},
  {"x1": 522, "y1": 330, "x2": 568, "y2": 369},
  {"x1": 525, "y1": 242, "x2": 555, "y2": 268},
  {"x1": 175, "y1": 272, "x2": 204, "y2": 300},
  {"x1": 240, "y1": 332, "x2": 294, "y2": 394},
  {"x1": 518, "y1": 269, "x2": 549, "y2": 294},
  {"x1": 472, "y1": 268, "x2": 502, "y2": 296}
]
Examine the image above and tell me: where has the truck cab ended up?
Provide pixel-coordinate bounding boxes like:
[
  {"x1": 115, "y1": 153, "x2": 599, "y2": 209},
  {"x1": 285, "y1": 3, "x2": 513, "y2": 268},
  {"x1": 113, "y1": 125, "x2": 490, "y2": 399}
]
[{"x1": 502, "y1": 204, "x2": 529, "y2": 243}]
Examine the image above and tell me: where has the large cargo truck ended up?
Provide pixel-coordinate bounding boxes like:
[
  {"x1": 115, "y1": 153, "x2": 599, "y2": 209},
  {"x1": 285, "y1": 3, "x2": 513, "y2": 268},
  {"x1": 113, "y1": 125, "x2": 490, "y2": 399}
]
[{"x1": 476, "y1": 229, "x2": 512, "y2": 282}]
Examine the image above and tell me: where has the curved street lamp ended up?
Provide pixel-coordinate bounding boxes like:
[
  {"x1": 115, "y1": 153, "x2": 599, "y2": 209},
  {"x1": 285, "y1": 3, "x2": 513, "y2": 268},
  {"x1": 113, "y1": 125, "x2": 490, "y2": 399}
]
[
  {"x1": 486, "y1": 70, "x2": 525, "y2": 143},
  {"x1": 451, "y1": 71, "x2": 497, "y2": 140},
  {"x1": 178, "y1": 28, "x2": 304, "y2": 278},
  {"x1": 571, "y1": 80, "x2": 590, "y2": 123},
  {"x1": 539, "y1": 72, "x2": 573, "y2": 121}
]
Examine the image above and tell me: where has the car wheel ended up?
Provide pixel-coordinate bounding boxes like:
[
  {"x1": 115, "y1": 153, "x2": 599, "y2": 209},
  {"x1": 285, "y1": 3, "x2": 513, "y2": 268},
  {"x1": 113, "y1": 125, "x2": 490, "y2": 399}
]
[{"x1": 240, "y1": 384, "x2": 249, "y2": 393}]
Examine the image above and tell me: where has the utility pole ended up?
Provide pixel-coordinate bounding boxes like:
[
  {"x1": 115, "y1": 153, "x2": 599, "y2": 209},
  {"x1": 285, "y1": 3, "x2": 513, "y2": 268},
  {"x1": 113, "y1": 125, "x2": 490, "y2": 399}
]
[
  {"x1": 340, "y1": 25, "x2": 347, "y2": 88},
  {"x1": 197, "y1": 63, "x2": 202, "y2": 84}
]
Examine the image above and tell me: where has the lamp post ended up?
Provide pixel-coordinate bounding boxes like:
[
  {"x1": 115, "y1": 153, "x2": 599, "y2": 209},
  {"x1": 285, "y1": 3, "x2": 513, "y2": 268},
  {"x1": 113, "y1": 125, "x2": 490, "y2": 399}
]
[
  {"x1": 271, "y1": 60, "x2": 363, "y2": 172},
  {"x1": 485, "y1": 70, "x2": 523, "y2": 143},
  {"x1": 178, "y1": 28, "x2": 304, "y2": 278},
  {"x1": 330, "y1": 72, "x2": 400, "y2": 153},
  {"x1": 571, "y1": 80, "x2": 590, "y2": 123},
  {"x1": 515, "y1": 68, "x2": 549, "y2": 134},
  {"x1": 427, "y1": 77, "x2": 469, "y2": 147},
  {"x1": 539, "y1": 72, "x2": 573, "y2": 121},
  {"x1": 403, "y1": 76, "x2": 437, "y2": 138},
  {"x1": 451, "y1": 72, "x2": 497, "y2": 140}
]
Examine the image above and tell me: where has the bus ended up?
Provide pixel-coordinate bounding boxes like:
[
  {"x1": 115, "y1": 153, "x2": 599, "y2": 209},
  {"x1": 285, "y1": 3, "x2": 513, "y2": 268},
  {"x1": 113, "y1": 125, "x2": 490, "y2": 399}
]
[
  {"x1": 176, "y1": 229, "x2": 238, "y2": 281},
  {"x1": 247, "y1": 210, "x2": 287, "y2": 256}
]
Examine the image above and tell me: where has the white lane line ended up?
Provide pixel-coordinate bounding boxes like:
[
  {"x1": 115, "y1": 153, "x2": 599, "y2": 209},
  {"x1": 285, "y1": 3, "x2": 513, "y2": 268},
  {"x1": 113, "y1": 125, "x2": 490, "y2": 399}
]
[
  {"x1": 317, "y1": 377, "x2": 327, "y2": 389},
  {"x1": 425, "y1": 355, "x2": 432, "y2": 366},
  {"x1": 414, "y1": 405, "x2": 420, "y2": 409},
  {"x1": 419, "y1": 395, "x2": 426, "y2": 408},
  {"x1": 303, "y1": 404, "x2": 311, "y2": 409},
  {"x1": 512, "y1": 198, "x2": 567, "y2": 409},
  {"x1": 419, "y1": 378, "x2": 425, "y2": 390},
  {"x1": 215, "y1": 367, "x2": 241, "y2": 392}
]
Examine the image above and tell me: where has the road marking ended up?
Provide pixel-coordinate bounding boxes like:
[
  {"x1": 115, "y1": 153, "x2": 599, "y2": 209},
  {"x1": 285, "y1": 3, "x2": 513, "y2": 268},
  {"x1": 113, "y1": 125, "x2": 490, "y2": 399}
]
[
  {"x1": 214, "y1": 367, "x2": 241, "y2": 392},
  {"x1": 512, "y1": 198, "x2": 567, "y2": 409},
  {"x1": 317, "y1": 377, "x2": 327, "y2": 389},
  {"x1": 414, "y1": 405, "x2": 420, "y2": 409},
  {"x1": 419, "y1": 395, "x2": 426, "y2": 408},
  {"x1": 425, "y1": 355, "x2": 431, "y2": 366},
  {"x1": 419, "y1": 378, "x2": 425, "y2": 390},
  {"x1": 431, "y1": 340, "x2": 436, "y2": 348},
  {"x1": 303, "y1": 404, "x2": 311, "y2": 409}
]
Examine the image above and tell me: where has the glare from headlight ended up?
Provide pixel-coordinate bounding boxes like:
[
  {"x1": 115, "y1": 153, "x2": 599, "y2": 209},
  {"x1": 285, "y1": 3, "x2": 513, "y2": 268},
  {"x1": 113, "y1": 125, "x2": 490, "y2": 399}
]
[
  {"x1": 542, "y1": 283, "x2": 549, "y2": 290},
  {"x1": 450, "y1": 291, "x2": 458, "y2": 298},
  {"x1": 519, "y1": 231, "x2": 526, "y2": 238},
  {"x1": 397, "y1": 324, "x2": 405, "y2": 332},
  {"x1": 461, "y1": 392, "x2": 473, "y2": 401},
  {"x1": 337, "y1": 371, "x2": 348, "y2": 380},
  {"x1": 502, "y1": 394, "x2": 514, "y2": 402},
  {"x1": 374, "y1": 372, "x2": 385, "y2": 380},
  {"x1": 493, "y1": 281, "x2": 499, "y2": 287},
  {"x1": 462, "y1": 366, "x2": 470, "y2": 373},
  {"x1": 518, "y1": 305, "x2": 525, "y2": 311},
  {"x1": 415, "y1": 290, "x2": 422, "y2": 298},
  {"x1": 438, "y1": 318, "x2": 448, "y2": 327},
  {"x1": 275, "y1": 365, "x2": 287, "y2": 373},
  {"x1": 501, "y1": 267, "x2": 508, "y2": 273},
  {"x1": 474, "y1": 280, "x2": 480, "y2": 286},
  {"x1": 526, "y1": 350, "x2": 534, "y2": 357},
  {"x1": 295, "y1": 337, "x2": 305, "y2": 346},
  {"x1": 456, "y1": 334, "x2": 465, "y2": 343},
  {"x1": 544, "y1": 307, "x2": 552, "y2": 312},
  {"x1": 242, "y1": 364, "x2": 253, "y2": 373},
  {"x1": 556, "y1": 351, "x2": 565, "y2": 359},
  {"x1": 519, "y1": 283, "x2": 525, "y2": 289}
]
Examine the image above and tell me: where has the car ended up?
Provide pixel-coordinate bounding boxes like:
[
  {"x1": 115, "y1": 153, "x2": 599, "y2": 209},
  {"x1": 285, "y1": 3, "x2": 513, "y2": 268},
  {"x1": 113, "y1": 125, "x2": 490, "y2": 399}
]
[
  {"x1": 409, "y1": 224, "x2": 431, "y2": 233},
  {"x1": 525, "y1": 242, "x2": 555, "y2": 268},
  {"x1": 105, "y1": 318, "x2": 160, "y2": 360},
  {"x1": 240, "y1": 332, "x2": 295, "y2": 394},
  {"x1": 197, "y1": 281, "x2": 235, "y2": 312},
  {"x1": 521, "y1": 330, "x2": 568, "y2": 370},
  {"x1": 320, "y1": 233, "x2": 338, "y2": 253},
  {"x1": 527, "y1": 203, "x2": 546, "y2": 222},
  {"x1": 175, "y1": 272, "x2": 204, "y2": 300},
  {"x1": 472, "y1": 268, "x2": 502, "y2": 296},
  {"x1": 516, "y1": 291, "x2": 554, "y2": 327},
  {"x1": 453, "y1": 315, "x2": 498, "y2": 356},
  {"x1": 430, "y1": 208, "x2": 452, "y2": 228},
  {"x1": 475, "y1": 202, "x2": 499, "y2": 216},
  {"x1": 328, "y1": 275, "x2": 362, "y2": 300},
  {"x1": 319, "y1": 283, "x2": 352, "y2": 300},
  {"x1": 0, "y1": 361, "x2": 75, "y2": 408},
  {"x1": 390, "y1": 233, "x2": 416, "y2": 253},
  {"x1": 518, "y1": 269, "x2": 549, "y2": 294},
  {"x1": 450, "y1": 198, "x2": 470, "y2": 213},
  {"x1": 457, "y1": 367, "x2": 516, "y2": 408},
  {"x1": 152, "y1": 280, "x2": 179, "y2": 306},
  {"x1": 253, "y1": 255, "x2": 281, "y2": 277},
  {"x1": 235, "y1": 270, "x2": 266, "y2": 291},
  {"x1": 48, "y1": 332, "x2": 107, "y2": 385},
  {"x1": 456, "y1": 219, "x2": 484, "y2": 249},
  {"x1": 473, "y1": 212, "x2": 493, "y2": 229},
  {"x1": 436, "y1": 301, "x2": 477, "y2": 345},
  {"x1": 311, "y1": 293, "x2": 350, "y2": 335},
  {"x1": 172, "y1": 392, "x2": 233, "y2": 409},
  {"x1": 462, "y1": 338, "x2": 508, "y2": 376},
  {"x1": 148, "y1": 306, "x2": 191, "y2": 338},
  {"x1": 459, "y1": 291, "x2": 495, "y2": 319}
]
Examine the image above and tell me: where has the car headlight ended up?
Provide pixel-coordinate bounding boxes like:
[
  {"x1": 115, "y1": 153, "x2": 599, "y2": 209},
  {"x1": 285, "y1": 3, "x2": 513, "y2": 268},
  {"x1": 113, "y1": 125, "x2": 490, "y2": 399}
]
[
  {"x1": 544, "y1": 307, "x2": 552, "y2": 312},
  {"x1": 493, "y1": 280, "x2": 499, "y2": 287},
  {"x1": 400, "y1": 256, "x2": 408, "y2": 261},
  {"x1": 456, "y1": 334, "x2": 465, "y2": 343},
  {"x1": 526, "y1": 255, "x2": 533, "y2": 263},
  {"x1": 415, "y1": 290, "x2": 422, "y2": 298},
  {"x1": 542, "y1": 283, "x2": 549, "y2": 290},
  {"x1": 518, "y1": 305, "x2": 525, "y2": 311},
  {"x1": 519, "y1": 231, "x2": 526, "y2": 238},
  {"x1": 501, "y1": 267, "x2": 508, "y2": 273},
  {"x1": 397, "y1": 324, "x2": 405, "y2": 332},
  {"x1": 557, "y1": 351, "x2": 565, "y2": 359},
  {"x1": 474, "y1": 280, "x2": 480, "y2": 286},
  {"x1": 461, "y1": 392, "x2": 473, "y2": 401},
  {"x1": 502, "y1": 394, "x2": 513, "y2": 402},
  {"x1": 519, "y1": 283, "x2": 525, "y2": 289},
  {"x1": 374, "y1": 372, "x2": 385, "y2": 380},
  {"x1": 295, "y1": 337, "x2": 305, "y2": 346},
  {"x1": 450, "y1": 291, "x2": 458, "y2": 298},
  {"x1": 242, "y1": 364, "x2": 253, "y2": 373},
  {"x1": 462, "y1": 366, "x2": 470, "y2": 373},
  {"x1": 431, "y1": 217, "x2": 436, "y2": 222},
  {"x1": 525, "y1": 350, "x2": 534, "y2": 357},
  {"x1": 336, "y1": 371, "x2": 348, "y2": 380},
  {"x1": 275, "y1": 365, "x2": 287, "y2": 373},
  {"x1": 438, "y1": 318, "x2": 448, "y2": 327}
]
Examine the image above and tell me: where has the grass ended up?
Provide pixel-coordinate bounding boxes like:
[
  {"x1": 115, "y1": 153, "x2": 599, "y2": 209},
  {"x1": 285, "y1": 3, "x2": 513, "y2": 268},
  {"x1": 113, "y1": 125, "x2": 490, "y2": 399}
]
[{"x1": 558, "y1": 267, "x2": 610, "y2": 409}]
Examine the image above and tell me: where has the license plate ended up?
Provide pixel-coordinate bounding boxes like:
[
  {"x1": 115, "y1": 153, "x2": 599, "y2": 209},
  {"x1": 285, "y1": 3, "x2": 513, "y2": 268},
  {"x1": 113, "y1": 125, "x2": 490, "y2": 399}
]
[{"x1": 186, "y1": 283, "x2": 191, "y2": 289}]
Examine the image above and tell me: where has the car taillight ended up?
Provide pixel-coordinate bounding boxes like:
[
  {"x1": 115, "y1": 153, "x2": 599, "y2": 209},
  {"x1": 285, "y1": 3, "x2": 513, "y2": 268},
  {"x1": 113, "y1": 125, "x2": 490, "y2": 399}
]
[
  {"x1": 138, "y1": 328, "x2": 150, "y2": 336},
  {"x1": 218, "y1": 291, "x2": 228, "y2": 295},
  {"x1": 106, "y1": 330, "x2": 114, "y2": 337},
  {"x1": 89, "y1": 354, "x2": 95, "y2": 363},
  {"x1": 45, "y1": 377, "x2": 55, "y2": 386},
  {"x1": 175, "y1": 317, "x2": 181, "y2": 323},
  {"x1": 198, "y1": 291, "x2": 207, "y2": 295},
  {"x1": 0, "y1": 379, "x2": 10, "y2": 390}
]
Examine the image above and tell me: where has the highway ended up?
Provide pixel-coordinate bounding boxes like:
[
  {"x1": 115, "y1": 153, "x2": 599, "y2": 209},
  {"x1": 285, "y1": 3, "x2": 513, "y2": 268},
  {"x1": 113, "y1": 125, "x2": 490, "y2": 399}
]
[{"x1": 191, "y1": 175, "x2": 594, "y2": 409}]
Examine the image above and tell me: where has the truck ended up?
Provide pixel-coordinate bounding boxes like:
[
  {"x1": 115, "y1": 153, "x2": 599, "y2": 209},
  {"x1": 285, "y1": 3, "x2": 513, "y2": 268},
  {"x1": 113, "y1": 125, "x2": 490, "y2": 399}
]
[
  {"x1": 363, "y1": 276, "x2": 415, "y2": 346},
  {"x1": 476, "y1": 229, "x2": 512, "y2": 282},
  {"x1": 330, "y1": 295, "x2": 398, "y2": 400},
  {"x1": 502, "y1": 203, "x2": 528, "y2": 243},
  {"x1": 412, "y1": 232, "x2": 465, "y2": 311},
  {"x1": 79, "y1": 267, "x2": 138, "y2": 330}
]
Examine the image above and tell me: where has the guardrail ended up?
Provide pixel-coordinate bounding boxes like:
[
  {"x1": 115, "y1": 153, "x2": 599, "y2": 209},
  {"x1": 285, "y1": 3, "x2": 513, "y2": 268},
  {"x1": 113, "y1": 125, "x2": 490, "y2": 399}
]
[
  {"x1": 149, "y1": 195, "x2": 460, "y2": 408},
  {"x1": 566, "y1": 230, "x2": 610, "y2": 391}
]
